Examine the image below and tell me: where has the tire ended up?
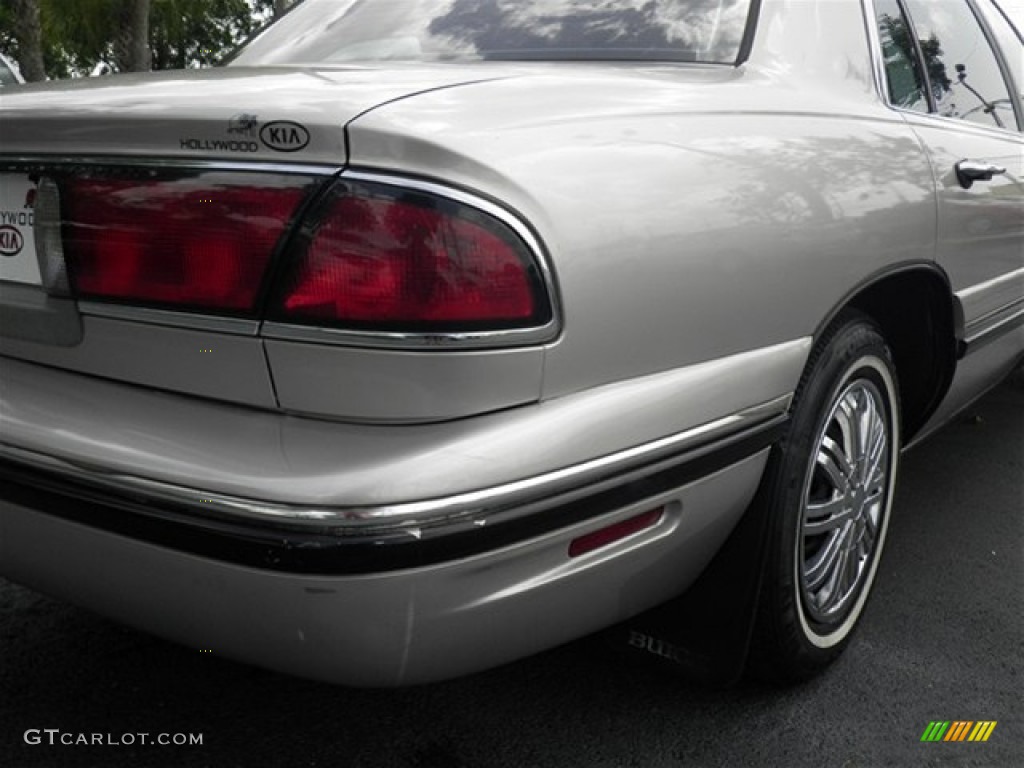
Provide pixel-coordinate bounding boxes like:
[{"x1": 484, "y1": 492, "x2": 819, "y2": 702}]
[{"x1": 749, "y1": 312, "x2": 901, "y2": 683}]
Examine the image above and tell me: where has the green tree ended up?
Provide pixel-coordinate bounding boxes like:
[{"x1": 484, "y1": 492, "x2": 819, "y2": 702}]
[
  {"x1": 0, "y1": 0, "x2": 274, "y2": 79},
  {"x1": 9, "y1": 0, "x2": 46, "y2": 80},
  {"x1": 149, "y1": 0, "x2": 264, "y2": 71},
  {"x1": 115, "y1": 0, "x2": 152, "y2": 72}
]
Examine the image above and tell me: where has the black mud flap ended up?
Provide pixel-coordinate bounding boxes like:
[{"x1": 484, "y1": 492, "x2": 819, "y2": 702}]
[{"x1": 602, "y1": 460, "x2": 777, "y2": 687}]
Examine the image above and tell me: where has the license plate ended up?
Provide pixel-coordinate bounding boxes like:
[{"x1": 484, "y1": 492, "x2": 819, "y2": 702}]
[{"x1": 0, "y1": 173, "x2": 42, "y2": 286}]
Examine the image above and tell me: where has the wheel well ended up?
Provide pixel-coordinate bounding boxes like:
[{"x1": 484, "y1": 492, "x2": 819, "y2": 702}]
[{"x1": 841, "y1": 270, "x2": 957, "y2": 443}]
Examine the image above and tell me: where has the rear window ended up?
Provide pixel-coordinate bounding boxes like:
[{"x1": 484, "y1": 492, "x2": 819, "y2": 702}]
[{"x1": 231, "y1": 0, "x2": 755, "y2": 66}]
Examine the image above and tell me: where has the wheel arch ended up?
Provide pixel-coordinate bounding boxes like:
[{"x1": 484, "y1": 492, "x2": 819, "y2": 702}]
[{"x1": 812, "y1": 263, "x2": 959, "y2": 444}]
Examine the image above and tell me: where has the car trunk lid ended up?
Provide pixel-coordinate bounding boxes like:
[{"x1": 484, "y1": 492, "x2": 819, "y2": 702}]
[{"x1": 0, "y1": 65, "x2": 511, "y2": 163}]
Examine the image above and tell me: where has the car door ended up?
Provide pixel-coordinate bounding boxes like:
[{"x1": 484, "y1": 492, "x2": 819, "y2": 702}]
[{"x1": 875, "y1": 0, "x2": 1024, "y2": 352}]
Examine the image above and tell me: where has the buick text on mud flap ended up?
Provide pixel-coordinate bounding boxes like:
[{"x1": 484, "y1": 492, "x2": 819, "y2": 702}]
[{"x1": 627, "y1": 630, "x2": 691, "y2": 664}]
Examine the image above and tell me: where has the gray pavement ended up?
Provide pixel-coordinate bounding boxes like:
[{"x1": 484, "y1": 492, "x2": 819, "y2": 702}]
[{"x1": 2, "y1": 381, "x2": 1021, "y2": 768}]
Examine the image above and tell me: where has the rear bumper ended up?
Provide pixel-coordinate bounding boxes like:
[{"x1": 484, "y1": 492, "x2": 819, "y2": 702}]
[
  {"x1": 1, "y1": 449, "x2": 770, "y2": 686},
  {"x1": 0, "y1": 340, "x2": 807, "y2": 684}
]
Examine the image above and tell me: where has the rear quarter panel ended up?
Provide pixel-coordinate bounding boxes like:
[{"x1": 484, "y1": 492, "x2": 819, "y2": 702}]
[{"x1": 345, "y1": 0, "x2": 938, "y2": 401}]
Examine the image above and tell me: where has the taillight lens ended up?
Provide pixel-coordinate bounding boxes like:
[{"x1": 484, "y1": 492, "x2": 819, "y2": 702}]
[
  {"x1": 52, "y1": 170, "x2": 554, "y2": 334},
  {"x1": 62, "y1": 172, "x2": 312, "y2": 314},
  {"x1": 271, "y1": 180, "x2": 551, "y2": 331}
]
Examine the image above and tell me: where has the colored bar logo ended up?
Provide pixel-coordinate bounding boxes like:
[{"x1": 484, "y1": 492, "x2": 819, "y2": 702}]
[{"x1": 920, "y1": 721, "x2": 997, "y2": 742}]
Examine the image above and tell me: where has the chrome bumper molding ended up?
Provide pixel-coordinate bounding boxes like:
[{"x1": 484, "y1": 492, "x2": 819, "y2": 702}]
[{"x1": 0, "y1": 395, "x2": 790, "y2": 537}]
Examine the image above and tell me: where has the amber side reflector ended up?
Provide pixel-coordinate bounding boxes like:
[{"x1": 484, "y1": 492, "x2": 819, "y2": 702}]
[{"x1": 568, "y1": 508, "x2": 664, "y2": 558}]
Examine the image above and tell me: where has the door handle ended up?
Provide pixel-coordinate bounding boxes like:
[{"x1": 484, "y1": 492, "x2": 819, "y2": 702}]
[{"x1": 955, "y1": 159, "x2": 1007, "y2": 189}]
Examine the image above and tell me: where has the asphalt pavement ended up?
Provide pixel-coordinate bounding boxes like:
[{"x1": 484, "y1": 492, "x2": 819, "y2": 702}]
[{"x1": 1, "y1": 380, "x2": 1021, "y2": 768}]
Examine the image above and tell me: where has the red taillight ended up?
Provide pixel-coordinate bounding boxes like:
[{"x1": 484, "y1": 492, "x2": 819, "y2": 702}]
[
  {"x1": 62, "y1": 174, "x2": 311, "y2": 313},
  {"x1": 54, "y1": 171, "x2": 553, "y2": 333},
  {"x1": 273, "y1": 181, "x2": 549, "y2": 331}
]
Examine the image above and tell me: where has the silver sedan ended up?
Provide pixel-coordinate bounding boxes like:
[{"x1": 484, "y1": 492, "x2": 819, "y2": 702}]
[{"x1": 1, "y1": 0, "x2": 1022, "y2": 686}]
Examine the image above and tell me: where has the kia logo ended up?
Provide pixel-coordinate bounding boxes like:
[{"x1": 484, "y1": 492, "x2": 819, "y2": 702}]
[
  {"x1": 0, "y1": 225, "x2": 24, "y2": 257},
  {"x1": 260, "y1": 121, "x2": 310, "y2": 153}
]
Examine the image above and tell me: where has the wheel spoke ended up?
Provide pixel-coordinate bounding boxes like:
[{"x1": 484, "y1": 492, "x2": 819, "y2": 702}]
[
  {"x1": 858, "y1": 530, "x2": 874, "y2": 563},
  {"x1": 849, "y1": 392, "x2": 870, "y2": 469},
  {"x1": 862, "y1": 502, "x2": 880, "y2": 549},
  {"x1": 804, "y1": 527, "x2": 846, "y2": 592},
  {"x1": 841, "y1": 535, "x2": 859, "y2": 594},
  {"x1": 863, "y1": 405, "x2": 887, "y2": 486},
  {"x1": 817, "y1": 436, "x2": 853, "y2": 494},
  {"x1": 834, "y1": 398, "x2": 858, "y2": 471},
  {"x1": 804, "y1": 495, "x2": 852, "y2": 536},
  {"x1": 818, "y1": 527, "x2": 853, "y2": 611},
  {"x1": 865, "y1": 474, "x2": 886, "y2": 503}
]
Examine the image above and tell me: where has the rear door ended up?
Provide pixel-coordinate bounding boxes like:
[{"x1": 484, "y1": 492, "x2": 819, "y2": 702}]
[{"x1": 881, "y1": 0, "x2": 1024, "y2": 348}]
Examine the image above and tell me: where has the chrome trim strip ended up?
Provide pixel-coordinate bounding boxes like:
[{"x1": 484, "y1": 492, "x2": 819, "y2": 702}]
[
  {"x1": 965, "y1": 294, "x2": 1024, "y2": 333},
  {"x1": 260, "y1": 319, "x2": 558, "y2": 350},
  {"x1": 861, "y1": 0, "x2": 892, "y2": 105},
  {"x1": 258, "y1": 169, "x2": 564, "y2": 351},
  {"x1": 957, "y1": 267, "x2": 1024, "y2": 302},
  {"x1": 78, "y1": 302, "x2": 261, "y2": 337},
  {"x1": 959, "y1": 270, "x2": 1024, "y2": 354},
  {"x1": 0, "y1": 155, "x2": 342, "y2": 177},
  {"x1": 962, "y1": 303, "x2": 1024, "y2": 354},
  {"x1": 0, "y1": 395, "x2": 790, "y2": 534}
]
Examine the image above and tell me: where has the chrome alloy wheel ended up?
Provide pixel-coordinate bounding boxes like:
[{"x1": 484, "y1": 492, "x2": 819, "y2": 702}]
[
  {"x1": 751, "y1": 315, "x2": 900, "y2": 681},
  {"x1": 798, "y1": 378, "x2": 891, "y2": 625}
]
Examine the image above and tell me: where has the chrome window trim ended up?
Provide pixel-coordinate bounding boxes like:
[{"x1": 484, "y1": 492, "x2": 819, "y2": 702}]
[
  {"x1": 863, "y1": 0, "x2": 935, "y2": 117},
  {"x1": 865, "y1": 0, "x2": 1024, "y2": 134},
  {"x1": 862, "y1": 0, "x2": 894, "y2": 106},
  {"x1": 0, "y1": 395, "x2": 791, "y2": 535},
  {"x1": 260, "y1": 168, "x2": 564, "y2": 351},
  {"x1": 968, "y1": 0, "x2": 1024, "y2": 132}
]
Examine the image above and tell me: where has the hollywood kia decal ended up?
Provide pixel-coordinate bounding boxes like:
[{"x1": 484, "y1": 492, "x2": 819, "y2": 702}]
[{"x1": 260, "y1": 121, "x2": 310, "y2": 152}]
